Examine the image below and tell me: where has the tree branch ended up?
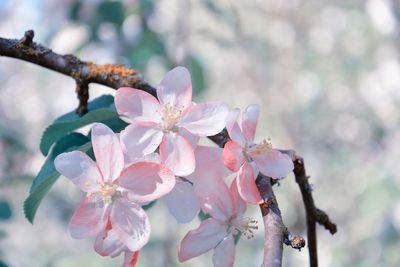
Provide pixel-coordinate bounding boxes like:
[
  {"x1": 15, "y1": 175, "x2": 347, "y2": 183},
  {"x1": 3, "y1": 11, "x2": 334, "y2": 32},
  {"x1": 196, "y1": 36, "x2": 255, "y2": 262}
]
[
  {"x1": 0, "y1": 30, "x2": 155, "y2": 113},
  {"x1": 0, "y1": 30, "x2": 335, "y2": 267},
  {"x1": 256, "y1": 174, "x2": 305, "y2": 267},
  {"x1": 281, "y1": 150, "x2": 337, "y2": 267}
]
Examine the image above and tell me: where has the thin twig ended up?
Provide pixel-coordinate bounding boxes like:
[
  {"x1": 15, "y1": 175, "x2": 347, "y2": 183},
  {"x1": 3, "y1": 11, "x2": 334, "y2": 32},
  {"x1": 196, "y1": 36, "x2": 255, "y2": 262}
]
[
  {"x1": 75, "y1": 79, "x2": 89, "y2": 115},
  {"x1": 281, "y1": 150, "x2": 337, "y2": 267}
]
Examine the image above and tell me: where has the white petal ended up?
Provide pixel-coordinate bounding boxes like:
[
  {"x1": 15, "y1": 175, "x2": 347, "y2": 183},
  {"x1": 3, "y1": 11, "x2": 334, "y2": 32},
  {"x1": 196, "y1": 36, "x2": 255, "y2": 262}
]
[
  {"x1": 212, "y1": 234, "x2": 235, "y2": 267},
  {"x1": 179, "y1": 102, "x2": 229, "y2": 136},
  {"x1": 178, "y1": 219, "x2": 226, "y2": 262},
  {"x1": 157, "y1": 66, "x2": 192, "y2": 111},
  {"x1": 110, "y1": 199, "x2": 151, "y2": 252},
  {"x1": 91, "y1": 123, "x2": 124, "y2": 182},
  {"x1": 54, "y1": 151, "x2": 102, "y2": 192},
  {"x1": 164, "y1": 181, "x2": 200, "y2": 223}
]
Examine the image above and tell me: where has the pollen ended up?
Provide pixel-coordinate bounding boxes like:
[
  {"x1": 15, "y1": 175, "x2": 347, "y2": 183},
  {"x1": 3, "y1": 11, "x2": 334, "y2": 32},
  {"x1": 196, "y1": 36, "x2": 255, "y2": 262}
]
[
  {"x1": 87, "y1": 183, "x2": 119, "y2": 205},
  {"x1": 160, "y1": 103, "x2": 182, "y2": 132},
  {"x1": 227, "y1": 215, "x2": 259, "y2": 239},
  {"x1": 241, "y1": 217, "x2": 259, "y2": 239},
  {"x1": 249, "y1": 138, "x2": 272, "y2": 155}
]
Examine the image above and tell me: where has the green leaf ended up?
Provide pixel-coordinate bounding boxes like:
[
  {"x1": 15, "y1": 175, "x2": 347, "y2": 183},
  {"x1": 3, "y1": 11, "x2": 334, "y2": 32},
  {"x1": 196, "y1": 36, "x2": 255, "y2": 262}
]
[
  {"x1": 0, "y1": 200, "x2": 12, "y2": 221},
  {"x1": 0, "y1": 260, "x2": 8, "y2": 267},
  {"x1": 40, "y1": 95, "x2": 117, "y2": 156},
  {"x1": 24, "y1": 133, "x2": 91, "y2": 224},
  {"x1": 101, "y1": 117, "x2": 129, "y2": 133}
]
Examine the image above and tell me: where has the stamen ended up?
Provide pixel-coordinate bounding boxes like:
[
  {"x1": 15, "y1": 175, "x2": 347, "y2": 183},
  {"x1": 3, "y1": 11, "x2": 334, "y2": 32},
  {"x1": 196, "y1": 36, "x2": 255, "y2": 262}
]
[
  {"x1": 161, "y1": 103, "x2": 182, "y2": 132},
  {"x1": 241, "y1": 217, "x2": 258, "y2": 239},
  {"x1": 226, "y1": 215, "x2": 258, "y2": 239},
  {"x1": 86, "y1": 183, "x2": 120, "y2": 205},
  {"x1": 248, "y1": 138, "x2": 272, "y2": 155}
]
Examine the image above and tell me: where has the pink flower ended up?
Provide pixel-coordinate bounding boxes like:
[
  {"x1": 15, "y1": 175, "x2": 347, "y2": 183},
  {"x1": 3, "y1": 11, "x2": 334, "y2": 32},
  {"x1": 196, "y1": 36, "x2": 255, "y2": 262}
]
[
  {"x1": 127, "y1": 146, "x2": 231, "y2": 224},
  {"x1": 223, "y1": 105, "x2": 294, "y2": 204},
  {"x1": 115, "y1": 66, "x2": 229, "y2": 176},
  {"x1": 178, "y1": 176, "x2": 256, "y2": 267},
  {"x1": 163, "y1": 145, "x2": 231, "y2": 223},
  {"x1": 94, "y1": 220, "x2": 139, "y2": 267},
  {"x1": 54, "y1": 123, "x2": 175, "y2": 252}
]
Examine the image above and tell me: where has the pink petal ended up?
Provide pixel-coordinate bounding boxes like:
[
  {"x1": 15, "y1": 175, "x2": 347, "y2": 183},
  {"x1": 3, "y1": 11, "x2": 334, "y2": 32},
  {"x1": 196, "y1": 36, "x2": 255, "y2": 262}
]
[
  {"x1": 223, "y1": 140, "x2": 245, "y2": 172},
  {"x1": 119, "y1": 162, "x2": 175, "y2": 203},
  {"x1": 157, "y1": 66, "x2": 192, "y2": 111},
  {"x1": 237, "y1": 162, "x2": 263, "y2": 204},
  {"x1": 127, "y1": 152, "x2": 161, "y2": 165},
  {"x1": 120, "y1": 121, "x2": 164, "y2": 162},
  {"x1": 212, "y1": 235, "x2": 235, "y2": 267},
  {"x1": 92, "y1": 123, "x2": 124, "y2": 182},
  {"x1": 159, "y1": 133, "x2": 195, "y2": 176},
  {"x1": 193, "y1": 175, "x2": 233, "y2": 222},
  {"x1": 94, "y1": 227, "x2": 126, "y2": 258},
  {"x1": 110, "y1": 199, "x2": 151, "y2": 252},
  {"x1": 54, "y1": 151, "x2": 102, "y2": 192},
  {"x1": 122, "y1": 251, "x2": 139, "y2": 267},
  {"x1": 115, "y1": 87, "x2": 162, "y2": 123},
  {"x1": 179, "y1": 102, "x2": 229, "y2": 136},
  {"x1": 229, "y1": 178, "x2": 247, "y2": 216},
  {"x1": 188, "y1": 146, "x2": 231, "y2": 183},
  {"x1": 241, "y1": 104, "x2": 260, "y2": 142},
  {"x1": 251, "y1": 149, "x2": 294, "y2": 179},
  {"x1": 69, "y1": 197, "x2": 110, "y2": 239},
  {"x1": 226, "y1": 108, "x2": 245, "y2": 146},
  {"x1": 163, "y1": 181, "x2": 200, "y2": 223},
  {"x1": 178, "y1": 127, "x2": 200, "y2": 149},
  {"x1": 178, "y1": 218, "x2": 226, "y2": 262}
]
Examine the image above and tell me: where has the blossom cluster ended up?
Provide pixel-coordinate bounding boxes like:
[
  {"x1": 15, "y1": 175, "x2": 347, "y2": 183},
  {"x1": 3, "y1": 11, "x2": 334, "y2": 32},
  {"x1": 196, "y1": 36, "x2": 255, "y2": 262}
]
[{"x1": 54, "y1": 67, "x2": 294, "y2": 266}]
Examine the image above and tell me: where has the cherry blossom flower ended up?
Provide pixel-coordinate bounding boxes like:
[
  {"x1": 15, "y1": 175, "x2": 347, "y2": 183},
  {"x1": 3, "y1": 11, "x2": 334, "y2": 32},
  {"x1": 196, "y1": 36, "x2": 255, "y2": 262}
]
[
  {"x1": 178, "y1": 176, "x2": 256, "y2": 267},
  {"x1": 54, "y1": 123, "x2": 175, "y2": 252},
  {"x1": 115, "y1": 66, "x2": 229, "y2": 176},
  {"x1": 223, "y1": 105, "x2": 294, "y2": 204},
  {"x1": 94, "y1": 220, "x2": 139, "y2": 267},
  {"x1": 126, "y1": 146, "x2": 231, "y2": 224},
  {"x1": 163, "y1": 145, "x2": 231, "y2": 223}
]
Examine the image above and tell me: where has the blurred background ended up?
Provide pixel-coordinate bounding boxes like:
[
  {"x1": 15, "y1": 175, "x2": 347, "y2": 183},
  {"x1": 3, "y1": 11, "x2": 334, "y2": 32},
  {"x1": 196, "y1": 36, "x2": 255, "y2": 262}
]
[{"x1": 1, "y1": 0, "x2": 400, "y2": 266}]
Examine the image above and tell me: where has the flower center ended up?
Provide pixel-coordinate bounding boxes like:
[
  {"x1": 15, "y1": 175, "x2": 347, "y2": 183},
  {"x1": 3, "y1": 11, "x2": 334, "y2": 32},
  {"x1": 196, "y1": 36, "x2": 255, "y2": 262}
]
[
  {"x1": 226, "y1": 216, "x2": 258, "y2": 239},
  {"x1": 248, "y1": 138, "x2": 272, "y2": 155},
  {"x1": 87, "y1": 182, "x2": 120, "y2": 205},
  {"x1": 160, "y1": 103, "x2": 182, "y2": 132},
  {"x1": 243, "y1": 138, "x2": 273, "y2": 161}
]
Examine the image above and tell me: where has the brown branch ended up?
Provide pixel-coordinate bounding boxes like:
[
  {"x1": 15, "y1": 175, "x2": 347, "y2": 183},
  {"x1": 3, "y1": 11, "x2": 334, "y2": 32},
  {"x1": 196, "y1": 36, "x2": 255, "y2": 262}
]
[
  {"x1": 256, "y1": 174, "x2": 305, "y2": 267},
  {"x1": 0, "y1": 30, "x2": 156, "y2": 113},
  {"x1": 283, "y1": 228, "x2": 306, "y2": 251},
  {"x1": 0, "y1": 30, "x2": 335, "y2": 267},
  {"x1": 75, "y1": 79, "x2": 89, "y2": 115},
  {"x1": 256, "y1": 174, "x2": 284, "y2": 267},
  {"x1": 281, "y1": 150, "x2": 337, "y2": 267},
  {"x1": 18, "y1": 30, "x2": 34, "y2": 46}
]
